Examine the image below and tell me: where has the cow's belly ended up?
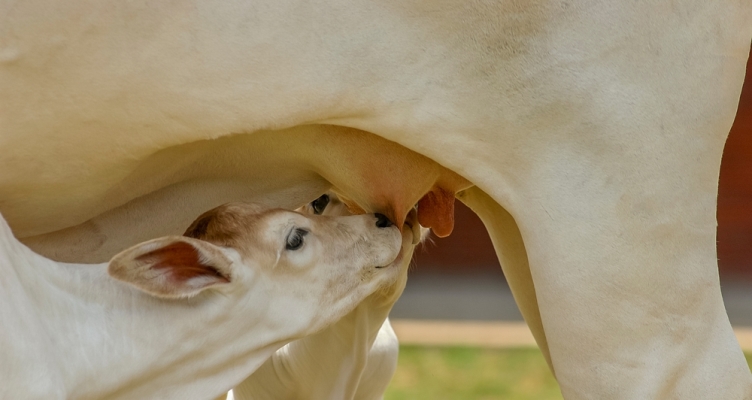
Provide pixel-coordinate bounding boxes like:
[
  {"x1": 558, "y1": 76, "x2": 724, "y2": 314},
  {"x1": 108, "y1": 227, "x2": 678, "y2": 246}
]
[{"x1": 8, "y1": 126, "x2": 469, "y2": 263}]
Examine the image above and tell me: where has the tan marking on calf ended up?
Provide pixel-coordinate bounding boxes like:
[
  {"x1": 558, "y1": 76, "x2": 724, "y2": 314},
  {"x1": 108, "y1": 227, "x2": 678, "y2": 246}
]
[{"x1": 183, "y1": 203, "x2": 268, "y2": 256}]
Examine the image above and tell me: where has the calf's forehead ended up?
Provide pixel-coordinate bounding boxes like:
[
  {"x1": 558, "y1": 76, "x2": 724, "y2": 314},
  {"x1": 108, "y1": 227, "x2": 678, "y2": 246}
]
[{"x1": 184, "y1": 203, "x2": 292, "y2": 247}]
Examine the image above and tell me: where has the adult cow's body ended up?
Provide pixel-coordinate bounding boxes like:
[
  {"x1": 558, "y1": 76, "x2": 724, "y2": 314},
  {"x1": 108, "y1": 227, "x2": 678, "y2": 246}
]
[{"x1": 1, "y1": 1, "x2": 750, "y2": 398}]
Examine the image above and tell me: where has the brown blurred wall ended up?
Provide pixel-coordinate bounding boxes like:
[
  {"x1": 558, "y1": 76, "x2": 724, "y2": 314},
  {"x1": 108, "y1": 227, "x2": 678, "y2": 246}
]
[
  {"x1": 414, "y1": 50, "x2": 752, "y2": 280},
  {"x1": 718, "y1": 51, "x2": 752, "y2": 278}
]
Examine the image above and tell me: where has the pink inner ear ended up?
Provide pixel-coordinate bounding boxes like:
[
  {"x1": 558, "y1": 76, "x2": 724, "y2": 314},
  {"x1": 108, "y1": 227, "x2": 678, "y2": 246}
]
[{"x1": 136, "y1": 241, "x2": 229, "y2": 283}]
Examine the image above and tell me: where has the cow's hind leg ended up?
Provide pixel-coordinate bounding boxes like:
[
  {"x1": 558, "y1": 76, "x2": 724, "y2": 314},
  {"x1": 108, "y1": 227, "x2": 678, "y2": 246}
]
[
  {"x1": 459, "y1": 187, "x2": 554, "y2": 375},
  {"x1": 486, "y1": 72, "x2": 752, "y2": 397}
]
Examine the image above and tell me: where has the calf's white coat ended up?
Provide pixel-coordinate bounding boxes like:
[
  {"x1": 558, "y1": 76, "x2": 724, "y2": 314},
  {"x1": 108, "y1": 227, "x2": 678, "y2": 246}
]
[
  {"x1": 233, "y1": 194, "x2": 421, "y2": 400},
  {"x1": 0, "y1": 205, "x2": 402, "y2": 399}
]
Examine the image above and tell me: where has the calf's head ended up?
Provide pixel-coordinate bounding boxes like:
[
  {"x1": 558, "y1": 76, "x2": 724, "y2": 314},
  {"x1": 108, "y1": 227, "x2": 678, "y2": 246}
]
[{"x1": 108, "y1": 202, "x2": 402, "y2": 333}]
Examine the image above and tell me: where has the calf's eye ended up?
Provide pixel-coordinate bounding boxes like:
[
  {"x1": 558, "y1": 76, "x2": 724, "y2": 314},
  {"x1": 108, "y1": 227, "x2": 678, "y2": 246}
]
[
  {"x1": 286, "y1": 228, "x2": 308, "y2": 251},
  {"x1": 311, "y1": 194, "x2": 330, "y2": 215}
]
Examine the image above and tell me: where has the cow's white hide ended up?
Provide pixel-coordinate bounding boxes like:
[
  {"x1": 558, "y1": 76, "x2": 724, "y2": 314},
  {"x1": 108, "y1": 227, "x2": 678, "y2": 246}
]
[
  {"x1": 1, "y1": 0, "x2": 751, "y2": 398},
  {"x1": 10, "y1": 127, "x2": 468, "y2": 264}
]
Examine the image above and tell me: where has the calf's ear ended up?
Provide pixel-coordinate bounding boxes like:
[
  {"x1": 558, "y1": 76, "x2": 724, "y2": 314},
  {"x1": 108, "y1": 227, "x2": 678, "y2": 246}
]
[{"x1": 108, "y1": 236, "x2": 233, "y2": 299}]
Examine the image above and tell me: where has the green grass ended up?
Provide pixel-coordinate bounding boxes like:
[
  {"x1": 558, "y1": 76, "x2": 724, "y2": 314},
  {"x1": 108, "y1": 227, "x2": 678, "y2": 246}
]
[
  {"x1": 386, "y1": 346, "x2": 752, "y2": 400},
  {"x1": 386, "y1": 346, "x2": 562, "y2": 400}
]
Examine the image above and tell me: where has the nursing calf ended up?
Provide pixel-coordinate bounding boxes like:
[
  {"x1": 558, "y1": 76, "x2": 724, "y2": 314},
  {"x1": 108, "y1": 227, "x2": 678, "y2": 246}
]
[
  {"x1": 0, "y1": 203, "x2": 402, "y2": 400},
  {"x1": 232, "y1": 193, "x2": 424, "y2": 400}
]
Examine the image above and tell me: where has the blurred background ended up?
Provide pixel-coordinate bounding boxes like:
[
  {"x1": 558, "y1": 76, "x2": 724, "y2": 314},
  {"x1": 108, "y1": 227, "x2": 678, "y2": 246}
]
[{"x1": 384, "y1": 51, "x2": 752, "y2": 399}]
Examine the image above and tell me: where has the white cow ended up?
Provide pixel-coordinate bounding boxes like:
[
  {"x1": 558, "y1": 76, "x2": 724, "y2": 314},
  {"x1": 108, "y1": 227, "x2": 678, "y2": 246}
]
[
  {"x1": 1, "y1": 1, "x2": 751, "y2": 398},
  {"x1": 232, "y1": 193, "x2": 423, "y2": 400},
  {"x1": 0, "y1": 203, "x2": 405, "y2": 399}
]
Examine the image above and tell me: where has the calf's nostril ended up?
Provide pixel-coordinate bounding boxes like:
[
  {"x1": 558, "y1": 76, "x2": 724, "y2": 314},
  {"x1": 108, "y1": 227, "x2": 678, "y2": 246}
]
[{"x1": 374, "y1": 213, "x2": 393, "y2": 228}]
